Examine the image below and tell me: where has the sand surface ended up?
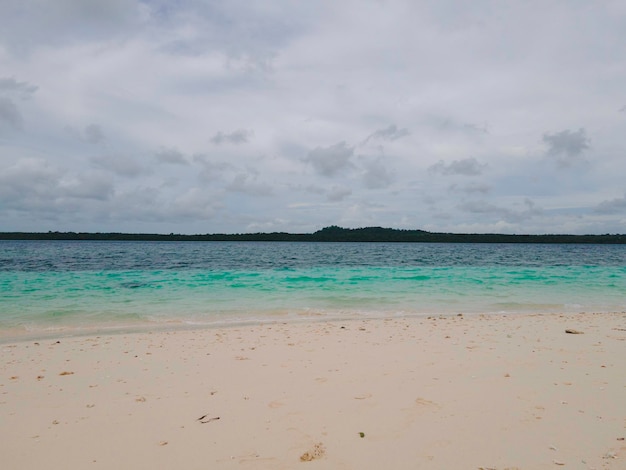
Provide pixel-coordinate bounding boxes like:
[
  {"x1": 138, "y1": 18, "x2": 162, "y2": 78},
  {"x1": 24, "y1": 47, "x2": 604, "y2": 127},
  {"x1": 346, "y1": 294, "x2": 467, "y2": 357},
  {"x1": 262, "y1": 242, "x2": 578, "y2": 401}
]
[{"x1": 2, "y1": 312, "x2": 625, "y2": 469}]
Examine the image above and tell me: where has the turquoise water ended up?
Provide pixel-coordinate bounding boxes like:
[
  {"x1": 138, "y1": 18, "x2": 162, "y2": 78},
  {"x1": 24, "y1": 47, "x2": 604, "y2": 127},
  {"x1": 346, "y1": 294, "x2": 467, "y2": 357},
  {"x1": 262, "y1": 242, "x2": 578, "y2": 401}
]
[{"x1": 1, "y1": 241, "x2": 625, "y2": 337}]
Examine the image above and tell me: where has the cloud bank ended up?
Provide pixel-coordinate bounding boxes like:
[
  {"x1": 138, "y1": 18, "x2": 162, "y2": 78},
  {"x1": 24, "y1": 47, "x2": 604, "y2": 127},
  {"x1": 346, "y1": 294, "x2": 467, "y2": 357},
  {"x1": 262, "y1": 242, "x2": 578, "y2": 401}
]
[{"x1": 1, "y1": 1, "x2": 625, "y2": 234}]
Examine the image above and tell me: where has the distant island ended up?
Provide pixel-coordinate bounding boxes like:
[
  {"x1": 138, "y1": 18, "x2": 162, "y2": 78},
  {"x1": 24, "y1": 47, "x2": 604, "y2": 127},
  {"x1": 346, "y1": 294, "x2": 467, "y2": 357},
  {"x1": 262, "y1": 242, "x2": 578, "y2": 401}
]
[{"x1": 1, "y1": 226, "x2": 625, "y2": 243}]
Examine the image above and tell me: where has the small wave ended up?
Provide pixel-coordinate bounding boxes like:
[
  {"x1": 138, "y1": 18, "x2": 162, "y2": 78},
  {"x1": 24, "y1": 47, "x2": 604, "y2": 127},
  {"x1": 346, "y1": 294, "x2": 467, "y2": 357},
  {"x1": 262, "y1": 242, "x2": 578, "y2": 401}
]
[{"x1": 119, "y1": 281, "x2": 150, "y2": 289}]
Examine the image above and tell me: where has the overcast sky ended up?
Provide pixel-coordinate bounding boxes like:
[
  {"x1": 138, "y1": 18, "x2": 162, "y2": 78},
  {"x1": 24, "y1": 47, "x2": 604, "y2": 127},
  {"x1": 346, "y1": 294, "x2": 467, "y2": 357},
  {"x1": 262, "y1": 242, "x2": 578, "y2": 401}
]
[{"x1": 1, "y1": 0, "x2": 625, "y2": 234}]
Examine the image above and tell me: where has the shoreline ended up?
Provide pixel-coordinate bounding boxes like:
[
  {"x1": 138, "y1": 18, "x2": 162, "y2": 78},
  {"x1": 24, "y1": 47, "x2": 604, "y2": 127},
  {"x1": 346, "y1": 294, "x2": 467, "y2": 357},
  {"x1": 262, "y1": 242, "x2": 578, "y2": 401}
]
[
  {"x1": 2, "y1": 311, "x2": 625, "y2": 469},
  {"x1": 3, "y1": 308, "x2": 625, "y2": 345}
]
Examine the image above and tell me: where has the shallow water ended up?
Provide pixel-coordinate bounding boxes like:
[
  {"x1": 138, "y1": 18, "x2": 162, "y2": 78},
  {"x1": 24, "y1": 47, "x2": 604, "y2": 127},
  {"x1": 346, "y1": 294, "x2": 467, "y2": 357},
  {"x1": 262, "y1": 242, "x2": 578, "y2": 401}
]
[{"x1": 1, "y1": 241, "x2": 625, "y2": 337}]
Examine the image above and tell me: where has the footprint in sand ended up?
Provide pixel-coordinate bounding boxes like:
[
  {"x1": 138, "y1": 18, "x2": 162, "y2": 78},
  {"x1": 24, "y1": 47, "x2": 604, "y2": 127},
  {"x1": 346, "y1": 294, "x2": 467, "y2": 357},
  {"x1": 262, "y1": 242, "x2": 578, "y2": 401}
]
[{"x1": 414, "y1": 397, "x2": 440, "y2": 408}]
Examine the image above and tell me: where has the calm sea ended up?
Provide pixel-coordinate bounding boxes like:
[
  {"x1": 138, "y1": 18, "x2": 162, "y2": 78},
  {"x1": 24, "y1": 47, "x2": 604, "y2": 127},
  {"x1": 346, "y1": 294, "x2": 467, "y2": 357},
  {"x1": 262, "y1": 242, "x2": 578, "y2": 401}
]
[{"x1": 1, "y1": 241, "x2": 625, "y2": 339}]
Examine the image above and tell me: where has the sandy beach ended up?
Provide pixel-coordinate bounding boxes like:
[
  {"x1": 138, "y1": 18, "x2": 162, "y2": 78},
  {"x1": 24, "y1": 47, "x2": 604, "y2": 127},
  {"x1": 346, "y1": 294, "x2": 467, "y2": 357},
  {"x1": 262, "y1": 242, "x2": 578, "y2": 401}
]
[{"x1": 1, "y1": 312, "x2": 625, "y2": 469}]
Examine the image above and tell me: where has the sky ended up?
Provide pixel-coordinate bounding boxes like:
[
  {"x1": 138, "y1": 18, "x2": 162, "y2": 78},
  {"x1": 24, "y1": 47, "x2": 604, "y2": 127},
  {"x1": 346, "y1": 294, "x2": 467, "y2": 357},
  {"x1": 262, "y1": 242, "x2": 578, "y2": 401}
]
[{"x1": 1, "y1": 0, "x2": 625, "y2": 235}]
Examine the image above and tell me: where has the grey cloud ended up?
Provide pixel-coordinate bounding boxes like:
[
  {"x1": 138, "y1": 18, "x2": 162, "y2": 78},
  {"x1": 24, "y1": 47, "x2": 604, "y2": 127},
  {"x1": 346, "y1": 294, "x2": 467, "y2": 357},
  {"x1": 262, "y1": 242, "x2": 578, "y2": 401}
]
[
  {"x1": 244, "y1": 165, "x2": 261, "y2": 177},
  {"x1": 64, "y1": 124, "x2": 105, "y2": 144},
  {"x1": 302, "y1": 184, "x2": 325, "y2": 195},
  {"x1": 155, "y1": 147, "x2": 188, "y2": 165},
  {"x1": 362, "y1": 158, "x2": 394, "y2": 189},
  {"x1": 101, "y1": 186, "x2": 218, "y2": 226},
  {"x1": 458, "y1": 199, "x2": 542, "y2": 223},
  {"x1": 169, "y1": 188, "x2": 221, "y2": 220},
  {"x1": 0, "y1": 77, "x2": 37, "y2": 132},
  {"x1": 0, "y1": 97, "x2": 22, "y2": 131},
  {"x1": 429, "y1": 157, "x2": 487, "y2": 176},
  {"x1": 463, "y1": 123, "x2": 488, "y2": 134},
  {"x1": 595, "y1": 194, "x2": 626, "y2": 214},
  {"x1": 91, "y1": 154, "x2": 148, "y2": 177},
  {"x1": 109, "y1": 187, "x2": 160, "y2": 220},
  {"x1": 0, "y1": 159, "x2": 111, "y2": 214},
  {"x1": 363, "y1": 124, "x2": 409, "y2": 145},
  {"x1": 0, "y1": 77, "x2": 38, "y2": 98},
  {"x1": 434, "y1": 118, "x2": 488, "y2": 135},
  {"x1": 148, "y1": 1, "x2": 311, "y2": 61},
  {"x1": 83, "y1": 124, "x2": 105, "y2": 144},
  {"x1": 1, "y1": 2, "x2": 624, "y2": 235},
  {"x1": 103, "y1": 186, "x2": 219, "y2": 226},
  {"x1": 227, "y1": 173, "x2": 273, "y2": 196},
  {"x1": 327, "y1": 186, "x2": 351, "y2": 202},
  {"x1": 0, "y1": 0, "x2": 138, "y2": 51},
  {"x1": 210, "y1": 129, "x2": 252, "y2": 145},
  {"x1": 60, "y1": 173, "x2": 114, "y2": 201},
  {"x1": 543, "y1": 128, "x2": 589, "y2": 167},
  {"x1": 244, "y1": 218, "x2": 291, "y2": 233},
  {"x1": 450, "y1": 183, "x2": 491, "y2": 194},
  {"x1": 458, "y1": 200, "x2": 499, "y2": 215},
  {"x1": 0, "y1": 159, "x2": 59, "y2": 206},
  {"x1": 192, "y1": 155, "x2": 232, "y2": 181},
  {"x1": 292, "y1": 183, "x2": 351, "y2": 201},
  {"x1": 305, "y1": 141, "x2": 354, "y2": 177}
]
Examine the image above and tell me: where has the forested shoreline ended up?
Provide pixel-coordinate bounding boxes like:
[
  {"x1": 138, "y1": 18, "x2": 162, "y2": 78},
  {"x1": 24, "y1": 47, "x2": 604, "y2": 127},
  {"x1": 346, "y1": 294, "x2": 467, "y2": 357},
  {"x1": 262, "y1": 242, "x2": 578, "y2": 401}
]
[{"x1": 1, "y1": 226, "x2": 625, "y2": 243}]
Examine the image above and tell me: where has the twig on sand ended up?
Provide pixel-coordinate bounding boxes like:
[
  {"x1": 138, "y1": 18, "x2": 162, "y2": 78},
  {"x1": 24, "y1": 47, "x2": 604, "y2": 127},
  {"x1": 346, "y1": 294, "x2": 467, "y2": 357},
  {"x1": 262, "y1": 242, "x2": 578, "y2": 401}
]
[{"x1": 197, "y1": 414, "x2": 220, "y2": 424}]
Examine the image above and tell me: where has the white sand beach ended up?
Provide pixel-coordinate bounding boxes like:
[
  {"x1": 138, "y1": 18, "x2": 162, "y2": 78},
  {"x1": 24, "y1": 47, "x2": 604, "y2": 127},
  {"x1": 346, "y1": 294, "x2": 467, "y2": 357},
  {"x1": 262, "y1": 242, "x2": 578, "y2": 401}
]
[{"x1": 2, "y1": 312, "x2": 625, "y2": 469}]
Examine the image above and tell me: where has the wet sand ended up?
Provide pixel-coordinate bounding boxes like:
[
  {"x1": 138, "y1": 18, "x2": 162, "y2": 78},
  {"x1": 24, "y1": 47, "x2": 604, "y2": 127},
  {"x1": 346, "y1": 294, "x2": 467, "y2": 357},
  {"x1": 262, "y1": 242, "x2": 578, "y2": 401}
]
[{"x1": 2, "y1": 312, "x2": 625, "y2": 469}]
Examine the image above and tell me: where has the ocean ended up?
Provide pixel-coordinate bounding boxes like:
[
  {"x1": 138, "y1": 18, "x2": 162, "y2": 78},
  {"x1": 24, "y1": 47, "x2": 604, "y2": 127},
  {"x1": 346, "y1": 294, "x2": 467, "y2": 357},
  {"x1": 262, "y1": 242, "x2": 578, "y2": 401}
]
[{"x1": 1, "y1": 240, "x2": 625, "y2": 339}]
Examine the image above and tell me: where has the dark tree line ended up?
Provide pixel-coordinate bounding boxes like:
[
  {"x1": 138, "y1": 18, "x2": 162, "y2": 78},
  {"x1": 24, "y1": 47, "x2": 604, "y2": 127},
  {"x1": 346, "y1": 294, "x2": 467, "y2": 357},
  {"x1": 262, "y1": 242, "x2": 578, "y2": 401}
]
[{"x1": 1, "y1": 225, "x2": 625, "y2": 243}]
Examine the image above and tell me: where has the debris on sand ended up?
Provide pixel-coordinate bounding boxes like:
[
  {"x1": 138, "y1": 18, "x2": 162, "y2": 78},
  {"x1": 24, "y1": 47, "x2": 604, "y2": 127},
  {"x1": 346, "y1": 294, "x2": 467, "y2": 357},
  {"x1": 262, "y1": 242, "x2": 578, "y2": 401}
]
[
  {"x1": 300, "y1": 443, "x2": 325, "y2": 462},
  {"x1": 197, "y1": 414, "x2": 220, "y2": 424}
]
